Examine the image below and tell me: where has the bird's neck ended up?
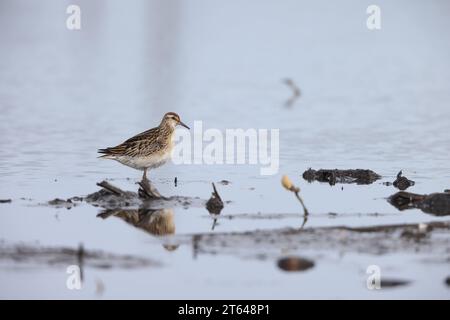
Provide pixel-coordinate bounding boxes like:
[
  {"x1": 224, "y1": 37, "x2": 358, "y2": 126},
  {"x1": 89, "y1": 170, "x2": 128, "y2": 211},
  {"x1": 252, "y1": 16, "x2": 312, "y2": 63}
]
[
  {"x1": 159, "y1": 122, "x2": 176, "y2": 144},
  {"x1": 160, "y1": 120, "x2": 176, "y2": 133}
]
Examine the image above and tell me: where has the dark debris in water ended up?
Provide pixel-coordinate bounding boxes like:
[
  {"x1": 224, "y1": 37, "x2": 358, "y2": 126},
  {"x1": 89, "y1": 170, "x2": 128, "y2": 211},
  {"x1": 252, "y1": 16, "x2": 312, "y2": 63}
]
[
  {"x1": 206, "y1": 183, "x2": 224, "y2": 215},
  {"x1": 388, "y1": 191, "x2": 450, "y2": 216},
  {"x1": 381, "y1": 279, "x2": 411, "y2": 288},
  {"x1": 445, "y1": 276, "x2": 450, "y2": 287},
  {"x1": 302, "y1": 168, "x2": 381, "y2": 185},
  {"x1": 392, "y1": 170, "x2": 415, "y2": 191},
  {"x1": 277, "y1": 257, "x2": 314, "y2": 272},
  {"x1": 0, "y1": 199, "x2": 12, "y2": 203},
  {"x1": 206, "y1": 183, "x2": 224, "y2": 231},
  {"x1": 47, "y1": 197, "x2": 82, "y2": 209}
]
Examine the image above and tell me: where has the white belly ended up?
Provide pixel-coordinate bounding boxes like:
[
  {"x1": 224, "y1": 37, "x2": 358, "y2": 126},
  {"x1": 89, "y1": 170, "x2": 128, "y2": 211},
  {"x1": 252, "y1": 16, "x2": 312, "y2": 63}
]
[{"x1": 114, "y1": 152, "x2": 171, "y2": 171}]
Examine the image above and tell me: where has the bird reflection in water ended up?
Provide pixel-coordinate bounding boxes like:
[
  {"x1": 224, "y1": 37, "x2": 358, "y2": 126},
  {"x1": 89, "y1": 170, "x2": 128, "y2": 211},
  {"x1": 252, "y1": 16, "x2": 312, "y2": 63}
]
[{"x1": 97, "y1": 208, "x2": 179, "y2": 251}]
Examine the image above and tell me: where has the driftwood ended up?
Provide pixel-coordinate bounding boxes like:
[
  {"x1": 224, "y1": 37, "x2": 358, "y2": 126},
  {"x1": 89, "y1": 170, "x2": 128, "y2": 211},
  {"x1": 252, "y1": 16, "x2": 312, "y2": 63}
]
[
  {"x1": 96, "y1": 179, "x2": 165, "y2": 200},
  {"x1": 138, "y1": 178, "x2": 166, "y2": 200},
  {"x1": 85, "y1": 179, "x2": 166, "y2": 209},
  {"x1": 96, "y1": 181, "x2": 125, "y2": 196}
]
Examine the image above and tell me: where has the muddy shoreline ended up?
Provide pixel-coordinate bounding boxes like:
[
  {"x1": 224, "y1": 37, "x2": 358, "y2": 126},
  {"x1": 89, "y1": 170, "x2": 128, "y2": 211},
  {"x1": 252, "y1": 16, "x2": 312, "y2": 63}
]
[
  {"x1": 185, "y1": 220, "x2": 450, "y2": 257},
  {"x1": 2, "y1": 220, "x2": 449, "y2": 280}
]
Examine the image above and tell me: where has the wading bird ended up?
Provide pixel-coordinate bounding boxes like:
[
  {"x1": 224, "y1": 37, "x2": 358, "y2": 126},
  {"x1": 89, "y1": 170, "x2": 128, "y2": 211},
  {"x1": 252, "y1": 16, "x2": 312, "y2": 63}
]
[{"x1": 98, "y1": 112, "x2": 189, "y2": 181}]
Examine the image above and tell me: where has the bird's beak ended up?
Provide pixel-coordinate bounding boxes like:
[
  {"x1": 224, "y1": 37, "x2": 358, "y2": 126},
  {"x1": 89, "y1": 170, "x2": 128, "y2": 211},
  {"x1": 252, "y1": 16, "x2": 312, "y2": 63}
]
[{"x1": 178, "y1": 120, "x2": 190, "y2": 129}]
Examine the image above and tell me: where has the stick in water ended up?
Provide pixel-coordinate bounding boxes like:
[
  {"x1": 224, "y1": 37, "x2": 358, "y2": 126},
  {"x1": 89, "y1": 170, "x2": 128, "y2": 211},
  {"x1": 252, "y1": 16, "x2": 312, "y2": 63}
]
[{"x1": 281, "y1": 175, "x2": 309, "y2": 216}]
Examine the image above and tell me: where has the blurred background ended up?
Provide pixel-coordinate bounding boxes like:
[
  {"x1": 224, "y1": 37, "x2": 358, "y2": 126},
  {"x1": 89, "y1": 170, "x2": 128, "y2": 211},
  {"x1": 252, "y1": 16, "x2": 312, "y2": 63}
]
[{"x1": 0, "y1": 0, "x2": 449, "y2": 299}]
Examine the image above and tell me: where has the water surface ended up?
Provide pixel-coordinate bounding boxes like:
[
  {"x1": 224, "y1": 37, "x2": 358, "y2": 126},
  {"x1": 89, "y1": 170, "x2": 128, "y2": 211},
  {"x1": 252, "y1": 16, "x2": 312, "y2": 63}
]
[{"x1": 1, "y1": 0, "x2": 449, "y2": 299}]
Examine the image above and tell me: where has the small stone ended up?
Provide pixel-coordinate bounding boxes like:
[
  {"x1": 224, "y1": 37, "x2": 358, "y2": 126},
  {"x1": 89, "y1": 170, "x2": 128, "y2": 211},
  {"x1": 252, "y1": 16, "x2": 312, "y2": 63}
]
[{"x1": 277, "y1": 257, "x2": 315, "y2": 272}]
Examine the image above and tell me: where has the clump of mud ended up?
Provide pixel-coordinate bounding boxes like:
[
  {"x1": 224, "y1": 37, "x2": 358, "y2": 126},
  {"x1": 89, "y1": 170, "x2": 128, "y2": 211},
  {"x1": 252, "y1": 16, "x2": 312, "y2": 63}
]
[
  {"x1": 187, "y1": 221, "x2": 450, "y2": 259},
  {"x1": 47, "y1": 197, "x2": 83, "y2": 209},
  {"x1": 85, "y1": 188, "x2": 140, "y2": 209},
  {"x1": 303, "y1": 168, "x2": 381, "y2": 185},
  {"x1": 46, "y1": 180, "x2": 203, "y2": 210},
  {"x1": 392, "y1": 171, "x2": 415, "y2": 190},
  {"x1": 206, "y1": 183, "x2": 224, "y2": 215}
]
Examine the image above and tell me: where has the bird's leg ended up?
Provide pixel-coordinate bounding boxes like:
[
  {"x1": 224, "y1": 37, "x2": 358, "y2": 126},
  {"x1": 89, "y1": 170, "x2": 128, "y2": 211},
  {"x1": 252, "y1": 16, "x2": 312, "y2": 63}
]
[{"x1": 142, "y1": 168, "x2": 148, "y2": 182}]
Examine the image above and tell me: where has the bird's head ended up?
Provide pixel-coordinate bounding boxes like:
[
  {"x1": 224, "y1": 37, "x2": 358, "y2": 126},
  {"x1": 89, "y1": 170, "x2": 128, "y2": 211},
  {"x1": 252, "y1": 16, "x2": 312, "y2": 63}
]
[{"x1": 162, "y1": 112, "x2": 190, "y2": 130}]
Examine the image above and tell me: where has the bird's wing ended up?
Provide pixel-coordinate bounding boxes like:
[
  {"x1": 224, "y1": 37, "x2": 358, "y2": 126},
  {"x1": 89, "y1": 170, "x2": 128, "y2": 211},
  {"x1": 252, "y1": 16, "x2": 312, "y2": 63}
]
[
  {"x1": 123, "y1": 127, "x2": 159, "y2": 143},
  {"x1": 98, "y1": 127, "x2": 164, "y2": 157}
]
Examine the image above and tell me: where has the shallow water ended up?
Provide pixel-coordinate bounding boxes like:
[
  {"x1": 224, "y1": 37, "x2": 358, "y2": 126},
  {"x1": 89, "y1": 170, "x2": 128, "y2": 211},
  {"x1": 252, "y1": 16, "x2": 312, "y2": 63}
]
[{"x1": 1, "y1": 0, "x2": 450, "y2": 299}]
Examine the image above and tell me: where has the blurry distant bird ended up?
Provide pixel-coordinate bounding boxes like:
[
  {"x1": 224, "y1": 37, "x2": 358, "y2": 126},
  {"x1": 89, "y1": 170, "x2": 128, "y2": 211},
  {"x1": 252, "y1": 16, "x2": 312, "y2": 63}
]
[
  {"x1": 282, "y1": 78, "x2": 301, "y2": 107},
  {"x1": 98, "y1": 112, "x2": 189, "y2": 181}
]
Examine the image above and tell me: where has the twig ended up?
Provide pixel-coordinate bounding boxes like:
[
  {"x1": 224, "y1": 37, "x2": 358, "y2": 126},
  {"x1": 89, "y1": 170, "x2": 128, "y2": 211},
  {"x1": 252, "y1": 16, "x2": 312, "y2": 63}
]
[
  {"x1": 294, "y1": 191, "x2": 309, "y2": 216},
  {"x1": 281, "y1": 175, "x2": 309, "y2": 217},
  {"x1": 97, "y1": 181, "x2": 125, "y2": 196},
  {"x1": 211, "y1": 218, "x2": 218, "y2": 231}
]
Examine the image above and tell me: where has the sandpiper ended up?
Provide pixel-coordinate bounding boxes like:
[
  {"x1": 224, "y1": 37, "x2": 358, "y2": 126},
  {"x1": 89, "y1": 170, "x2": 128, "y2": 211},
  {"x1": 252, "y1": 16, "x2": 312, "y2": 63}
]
[{"x1": 98, "y1": 112, "x2": 189, "y2": 180}]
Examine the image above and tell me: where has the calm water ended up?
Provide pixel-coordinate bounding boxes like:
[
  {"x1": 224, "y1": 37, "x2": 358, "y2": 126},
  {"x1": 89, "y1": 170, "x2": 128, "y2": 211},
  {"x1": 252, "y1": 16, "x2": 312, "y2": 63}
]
[{"x1": 0, "y1": 0, "x2": 449, "y2": 299}]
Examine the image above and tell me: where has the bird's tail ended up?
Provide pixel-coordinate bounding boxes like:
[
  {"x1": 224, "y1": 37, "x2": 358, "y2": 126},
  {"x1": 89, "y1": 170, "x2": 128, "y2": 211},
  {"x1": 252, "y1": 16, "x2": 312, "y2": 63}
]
[{"x1": 98, "y1": 148, "x2": 114, "y2": 159}]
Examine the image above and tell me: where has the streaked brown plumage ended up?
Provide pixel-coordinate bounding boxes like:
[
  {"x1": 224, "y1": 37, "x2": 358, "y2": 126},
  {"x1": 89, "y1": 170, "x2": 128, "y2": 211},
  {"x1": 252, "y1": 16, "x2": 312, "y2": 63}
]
[{"x1": 98, "y1": 112, "x2": 189, "y2": 180}]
